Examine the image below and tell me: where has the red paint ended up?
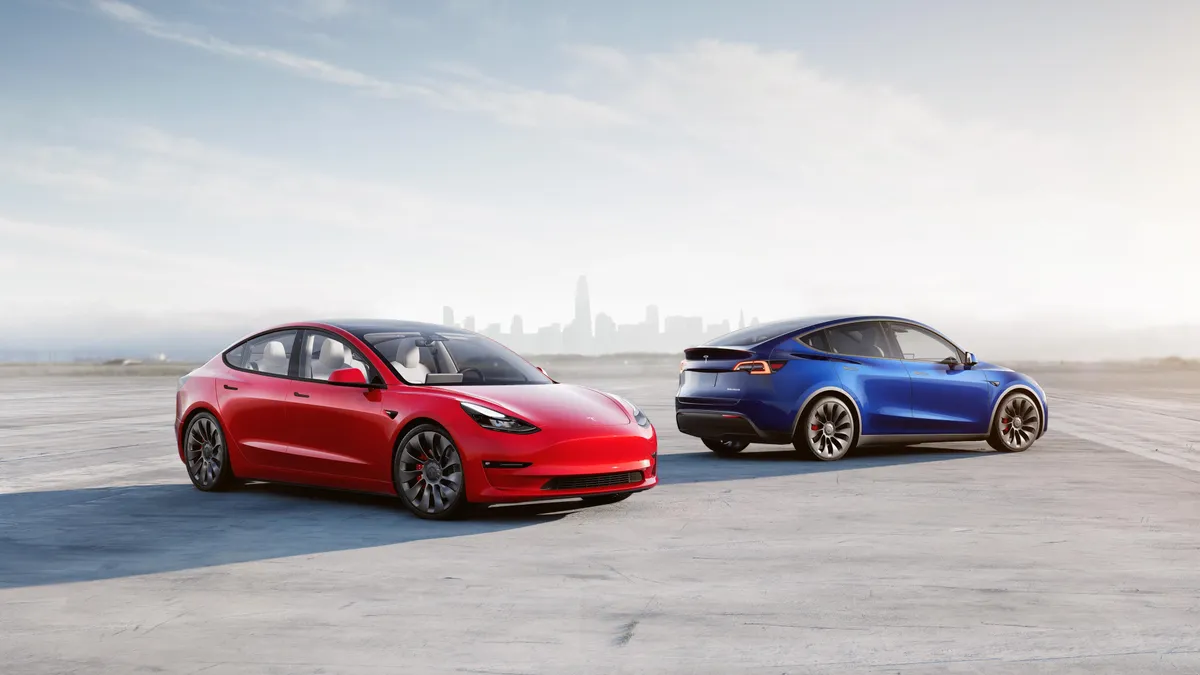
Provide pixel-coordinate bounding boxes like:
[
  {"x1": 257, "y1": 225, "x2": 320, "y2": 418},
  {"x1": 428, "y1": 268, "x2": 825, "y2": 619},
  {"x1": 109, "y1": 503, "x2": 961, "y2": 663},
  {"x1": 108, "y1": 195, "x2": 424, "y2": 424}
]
[{"x1": 175, "y1": 321, "x2": 658, "y2": 505}]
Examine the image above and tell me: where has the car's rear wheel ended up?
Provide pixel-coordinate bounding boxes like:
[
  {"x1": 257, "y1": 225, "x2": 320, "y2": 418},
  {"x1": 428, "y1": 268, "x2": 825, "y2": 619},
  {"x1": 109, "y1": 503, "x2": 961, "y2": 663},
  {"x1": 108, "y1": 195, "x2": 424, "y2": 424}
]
[
  {"x1": 794, "y1": 395, "x2": 856, "y2": 461},
  {"x1": 394, "y1": 424, "x2": 469, "y2": 520},
  {"x1": 581, "y1": 492, "x2": 632, "y2": 506},
  {"x1": 703, "y1": 438, "x2": 749, "y2": 457},
  {"x1": 184, "y1": 412, "x2": 235, "y2": 491},
  {"x1": 988, "y1": 392, "x2": 1042, "y2": 452}
]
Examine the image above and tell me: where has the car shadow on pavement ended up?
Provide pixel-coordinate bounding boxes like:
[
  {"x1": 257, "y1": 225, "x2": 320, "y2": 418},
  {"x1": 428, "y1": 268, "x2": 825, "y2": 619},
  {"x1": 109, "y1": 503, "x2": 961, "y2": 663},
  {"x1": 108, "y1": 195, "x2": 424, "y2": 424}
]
[
  {"x1": 0, "y1": 482, "x2": 568, "y2": 589},
  {"x1": 657, "y1": 443, "x2": 998, "y2": 485}
]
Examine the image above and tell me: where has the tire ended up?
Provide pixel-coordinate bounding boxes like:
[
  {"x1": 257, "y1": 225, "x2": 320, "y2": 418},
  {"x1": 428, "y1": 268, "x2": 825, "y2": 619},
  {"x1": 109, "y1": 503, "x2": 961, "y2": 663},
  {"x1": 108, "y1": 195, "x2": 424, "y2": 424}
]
[
  {"x1": 183, "y1": 412, "x2": 236, "y2": 492},
  {"x1": 703, "y1": 438, "x2": 749, "y2": 456},
  {"x1": 793, "y1": 395, "x2": 857, "y2": 461},
  {"x1": 988, "y1": 392, "x2": 1042, "y2": 453},
  {"x1": 581, "y1": 492, "x2": 633, "y2": 506},
  {"x1": 393, "y1": 424, "x2": 469, "y2": 520}
]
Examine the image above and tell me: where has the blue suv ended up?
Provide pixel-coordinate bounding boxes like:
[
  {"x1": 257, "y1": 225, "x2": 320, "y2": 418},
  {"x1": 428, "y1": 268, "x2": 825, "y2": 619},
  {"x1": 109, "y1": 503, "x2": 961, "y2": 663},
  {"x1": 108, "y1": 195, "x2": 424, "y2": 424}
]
[{"x1": 675, "y1": 315, "x2": 1048, "y2": 460}]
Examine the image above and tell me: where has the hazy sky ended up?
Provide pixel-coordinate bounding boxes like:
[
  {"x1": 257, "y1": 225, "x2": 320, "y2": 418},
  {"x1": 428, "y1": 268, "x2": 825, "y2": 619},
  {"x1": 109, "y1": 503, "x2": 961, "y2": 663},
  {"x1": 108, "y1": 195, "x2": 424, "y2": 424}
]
[{"x1": 1, "y1": 0, "x2": 1196, "y2": 337}]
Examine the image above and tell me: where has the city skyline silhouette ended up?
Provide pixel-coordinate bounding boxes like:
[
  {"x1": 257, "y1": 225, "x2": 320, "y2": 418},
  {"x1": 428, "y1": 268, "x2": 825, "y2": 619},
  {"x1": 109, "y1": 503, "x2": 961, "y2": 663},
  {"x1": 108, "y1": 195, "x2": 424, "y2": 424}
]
[{"x1": 440, "y1": 275, "x2": 759, "y2": 355}]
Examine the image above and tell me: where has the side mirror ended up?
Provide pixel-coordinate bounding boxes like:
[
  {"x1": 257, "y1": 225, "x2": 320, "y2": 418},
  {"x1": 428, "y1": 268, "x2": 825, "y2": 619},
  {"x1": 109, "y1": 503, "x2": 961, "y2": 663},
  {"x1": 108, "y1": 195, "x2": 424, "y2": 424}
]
[
  {"x1": 964, "y1": 352, "x2": 978, "y2": 367},
  {"x1": 329, "y1": 367, "x2": 368, "y2": 385}
]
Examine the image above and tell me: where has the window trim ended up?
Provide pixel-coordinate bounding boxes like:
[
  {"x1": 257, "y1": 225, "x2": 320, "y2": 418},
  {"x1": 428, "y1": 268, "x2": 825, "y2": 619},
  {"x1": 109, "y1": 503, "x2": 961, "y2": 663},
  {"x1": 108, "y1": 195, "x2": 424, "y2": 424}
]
[
  {"x1": 883, "y1": 321, "x2": 965, "y2": 363},
  {"x1": 221, "y1": 329, "x2": 302, "y2": 381},
  {"x1": 295, "y1": 328, "x2": 386, "y2": 388},
  {"x1": 796, "y1": 318, "x2": 965, "y2": 363}
]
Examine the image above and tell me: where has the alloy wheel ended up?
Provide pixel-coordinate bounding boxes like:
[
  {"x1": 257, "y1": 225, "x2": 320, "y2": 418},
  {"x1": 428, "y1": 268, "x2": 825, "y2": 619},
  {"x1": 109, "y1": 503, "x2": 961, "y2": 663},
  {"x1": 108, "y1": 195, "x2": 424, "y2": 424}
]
[
  {"x1": 804, "y1": 398, "x2": 855, "y2": 460},
  {"x1": 185, "y1": 415, "x2": 226, "y2": 489},
  {"x1": 396, "y1": 429, "x2": 464, "y2": 516},
  {"x1": 997, "y1": 394, "x2": 1040, "y2": 450}
]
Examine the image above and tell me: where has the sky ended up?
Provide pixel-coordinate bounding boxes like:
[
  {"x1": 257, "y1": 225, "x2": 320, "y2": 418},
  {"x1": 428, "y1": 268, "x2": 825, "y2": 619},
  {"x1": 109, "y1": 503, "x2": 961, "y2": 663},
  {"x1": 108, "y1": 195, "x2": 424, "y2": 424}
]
[{"x1": 1, "y1": 0, "x2": 1197, "y2": 349}]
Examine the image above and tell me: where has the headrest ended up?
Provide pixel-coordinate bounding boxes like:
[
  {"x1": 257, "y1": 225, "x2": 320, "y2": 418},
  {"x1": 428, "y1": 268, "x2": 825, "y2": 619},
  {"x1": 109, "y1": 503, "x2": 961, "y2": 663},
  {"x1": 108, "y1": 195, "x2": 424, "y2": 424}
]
[
  {"x1": 404, "y1": 347, "x2": 422, "y2": 368},
  {"x1": 263, "y1": 341, "x2": 286, "y2": 360},
  {"x1": 318, "y1": 340, "x2": 345, "y2": 368}
]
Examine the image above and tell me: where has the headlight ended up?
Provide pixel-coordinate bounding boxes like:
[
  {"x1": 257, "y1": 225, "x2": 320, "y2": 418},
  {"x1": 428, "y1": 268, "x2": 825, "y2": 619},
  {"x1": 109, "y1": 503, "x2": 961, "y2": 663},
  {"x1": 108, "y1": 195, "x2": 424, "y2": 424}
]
[
  {"x1": 459, "y1": 401, "x2": 539, "y2": 434},
  {"x1": 610, "y1": 393, "x2": 651, "y2": 428}
]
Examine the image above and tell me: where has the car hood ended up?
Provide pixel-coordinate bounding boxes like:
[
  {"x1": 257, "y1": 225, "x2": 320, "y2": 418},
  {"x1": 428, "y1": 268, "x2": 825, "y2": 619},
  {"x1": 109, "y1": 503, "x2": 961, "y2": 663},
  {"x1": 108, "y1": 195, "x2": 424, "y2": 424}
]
[
  {"x1": 972, "y1": 361, "x2": 1012, "y2": 373},
  {"x1": 439, "y1": 383, "x2": 632, "y2": 427}
]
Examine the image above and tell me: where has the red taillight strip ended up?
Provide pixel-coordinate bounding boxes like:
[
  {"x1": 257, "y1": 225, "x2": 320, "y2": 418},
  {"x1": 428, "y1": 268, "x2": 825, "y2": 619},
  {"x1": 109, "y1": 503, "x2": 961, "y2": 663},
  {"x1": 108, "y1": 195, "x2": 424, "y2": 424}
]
[{"x1": 733, "y1": 360, "x2": 772, "y2": 374}]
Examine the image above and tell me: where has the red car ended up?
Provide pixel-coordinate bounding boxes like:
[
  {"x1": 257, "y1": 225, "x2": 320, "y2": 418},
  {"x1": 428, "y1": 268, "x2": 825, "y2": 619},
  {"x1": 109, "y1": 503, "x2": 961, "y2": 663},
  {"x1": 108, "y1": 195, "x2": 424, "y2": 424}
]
[{"x1": 175, "y1": 320, "x2": 658, "y2": 519}]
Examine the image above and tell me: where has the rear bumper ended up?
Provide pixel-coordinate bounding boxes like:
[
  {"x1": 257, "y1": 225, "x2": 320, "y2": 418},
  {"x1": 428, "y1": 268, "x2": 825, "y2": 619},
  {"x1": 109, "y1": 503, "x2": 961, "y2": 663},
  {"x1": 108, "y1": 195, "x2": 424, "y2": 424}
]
[{"x1": 675, "y1": 410, "x2": 787, "y2": 443}]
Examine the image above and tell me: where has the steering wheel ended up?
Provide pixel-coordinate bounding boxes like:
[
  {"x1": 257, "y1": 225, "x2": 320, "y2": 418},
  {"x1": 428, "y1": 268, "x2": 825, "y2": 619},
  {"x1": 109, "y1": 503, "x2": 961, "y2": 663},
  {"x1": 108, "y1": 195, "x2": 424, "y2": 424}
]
[{"x1": 458, "y1": 366, "x2": 484, "y2": 383}]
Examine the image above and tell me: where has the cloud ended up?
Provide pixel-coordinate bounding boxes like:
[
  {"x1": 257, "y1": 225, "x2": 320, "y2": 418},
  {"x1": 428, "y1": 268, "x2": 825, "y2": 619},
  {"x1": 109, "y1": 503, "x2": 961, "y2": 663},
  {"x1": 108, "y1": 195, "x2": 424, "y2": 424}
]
[{"x1": 92, "y1": 0, "x2": 631, "y2": 129}]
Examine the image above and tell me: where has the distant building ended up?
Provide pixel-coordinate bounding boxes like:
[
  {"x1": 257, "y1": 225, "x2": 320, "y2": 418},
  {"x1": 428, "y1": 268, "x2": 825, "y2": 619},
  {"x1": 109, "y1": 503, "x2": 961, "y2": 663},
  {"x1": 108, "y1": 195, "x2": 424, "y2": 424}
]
[
  {"x1": 594, "y1": 312, "x2": 617, "y2": 354},
  {"x1": 463, "y1": 316, "x2": 476, "y2": 331},
  {"x1": 442, "y1": 306, "x2": 455, "y2": 327},
  {"x1": 738, "y1": 310, "x2": 745, "y2": 330}
]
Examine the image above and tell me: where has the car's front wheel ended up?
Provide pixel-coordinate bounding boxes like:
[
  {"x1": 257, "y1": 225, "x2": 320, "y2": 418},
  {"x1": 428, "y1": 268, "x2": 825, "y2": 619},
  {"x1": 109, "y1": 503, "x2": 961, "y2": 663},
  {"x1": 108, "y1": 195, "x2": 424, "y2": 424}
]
[
  {"x1": 794, "y1": 395, "x2": 857, "y2": 461},
  {"x1": 183, "y1": 412, "x2": 235, "y2": 491},
  {"x1": 703, "y1": 438, "x2": 749, "y2": 457},
  {"x1": 988, "y1": 392, "x2": 1042, "y2": 452},
  {"x1": 394, "y1": 424, "x2": 469, "y2": 520}
]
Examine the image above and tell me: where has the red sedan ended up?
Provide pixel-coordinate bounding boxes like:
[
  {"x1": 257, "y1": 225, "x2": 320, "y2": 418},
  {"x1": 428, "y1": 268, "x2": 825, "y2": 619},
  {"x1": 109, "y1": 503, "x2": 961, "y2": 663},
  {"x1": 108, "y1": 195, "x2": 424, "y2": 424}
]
[{"x1": 175, "y1": 320, "x2": 658, "y2": 519}]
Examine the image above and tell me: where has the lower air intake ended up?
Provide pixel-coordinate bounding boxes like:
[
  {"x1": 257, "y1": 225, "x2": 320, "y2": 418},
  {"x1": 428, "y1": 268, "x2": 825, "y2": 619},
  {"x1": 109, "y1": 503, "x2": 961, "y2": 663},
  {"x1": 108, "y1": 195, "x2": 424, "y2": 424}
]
[{"x1": 542, "y1": 471, "x2": 644, "y2": 491}]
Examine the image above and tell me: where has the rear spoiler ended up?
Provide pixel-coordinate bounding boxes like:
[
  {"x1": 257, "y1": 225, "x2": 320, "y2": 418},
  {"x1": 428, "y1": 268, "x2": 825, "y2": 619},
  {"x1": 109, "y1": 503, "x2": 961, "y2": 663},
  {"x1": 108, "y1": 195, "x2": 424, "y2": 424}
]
[{"x1": 682, "y1": 346, "x2": 754, "y2": 361}]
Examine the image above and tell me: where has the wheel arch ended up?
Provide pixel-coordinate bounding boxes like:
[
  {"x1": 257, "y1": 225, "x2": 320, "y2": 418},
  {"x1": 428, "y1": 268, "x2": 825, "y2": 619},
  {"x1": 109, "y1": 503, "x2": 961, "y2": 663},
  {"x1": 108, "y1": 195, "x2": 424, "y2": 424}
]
[
  {"x1": 389, "y1": 416, "x2": 457, "y2": 491},
  {"x1": 790, "y1": 386, "x2": 863, "y2": 443},
  {"x1": 988, "y1": 384, "x2": 1045, "y2": 434},
  {"x1": 177, "y1": 404, "x2": 221, "y2": 458}
]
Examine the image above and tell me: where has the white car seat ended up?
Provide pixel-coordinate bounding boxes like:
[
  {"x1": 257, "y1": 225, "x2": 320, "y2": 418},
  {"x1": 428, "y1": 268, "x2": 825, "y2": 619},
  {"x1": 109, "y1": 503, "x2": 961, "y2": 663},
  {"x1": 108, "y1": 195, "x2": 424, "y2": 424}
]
[
  {"x1": 312, "y1": 339, "x2": 346, "y2": 380},
  {"x1": 258, "y1": 340, "x2": 290, "y2": 375},
  {"x1": 392, "y1": 342, "x2": 430, "y2": 384},
  {"x1": 344, "y1": 351, "x2": 368, "y2": 378}
]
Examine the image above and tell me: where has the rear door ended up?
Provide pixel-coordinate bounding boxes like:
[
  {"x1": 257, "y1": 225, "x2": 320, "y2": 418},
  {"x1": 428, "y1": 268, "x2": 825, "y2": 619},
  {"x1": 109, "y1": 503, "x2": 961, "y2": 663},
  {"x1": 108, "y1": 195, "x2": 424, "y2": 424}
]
[
  {"x1": 819, "y1": 321, "x2": 912, "y2": 435},
  {"x1": 214, "y1": 329, "x2": 298, "y2": 471},
  {"x1": 885, "y1": 322, "x2": 991, "y2": 434},
  {"x1": 282, "y1": 330, "x2": 390, "y2": 485}
]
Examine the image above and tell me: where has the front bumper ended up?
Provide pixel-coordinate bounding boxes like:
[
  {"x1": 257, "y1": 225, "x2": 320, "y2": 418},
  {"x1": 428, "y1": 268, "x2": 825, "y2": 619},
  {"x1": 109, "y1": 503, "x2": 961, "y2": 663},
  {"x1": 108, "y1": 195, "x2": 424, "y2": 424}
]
[{"x1": 460, "y1": 423, "x2": 659, "y2": 503}]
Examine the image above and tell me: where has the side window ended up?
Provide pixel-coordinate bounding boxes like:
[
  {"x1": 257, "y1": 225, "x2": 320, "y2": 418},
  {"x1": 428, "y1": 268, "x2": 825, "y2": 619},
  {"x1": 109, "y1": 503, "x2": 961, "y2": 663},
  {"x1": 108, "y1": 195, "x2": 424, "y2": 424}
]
[
  {"x1": 300, "y1": 332, "x2": 377, "y2": 382},
  {"x1": 824, "y1": 322, "x2": 891, "y2": 359},
  {"x1": 227, "y1": 330, "x2": 297, "y2": 376},
  {"x1": 797, "y1": 331, "x2": 829, "y2": 352},
  {"x1": 889, "y1": 323, "x2": 958, "y2": 362},
  {"x1": 224, "y1": 343, "x2": 247, "y2": 369}
]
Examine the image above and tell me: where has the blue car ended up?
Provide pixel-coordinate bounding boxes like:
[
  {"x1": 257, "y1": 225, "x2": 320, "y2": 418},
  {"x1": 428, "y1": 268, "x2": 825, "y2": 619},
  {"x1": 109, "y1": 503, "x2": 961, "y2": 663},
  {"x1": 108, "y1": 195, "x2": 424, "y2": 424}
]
[{"x1": 675, "y1": 315, "x2": 1048, "y2": 460}]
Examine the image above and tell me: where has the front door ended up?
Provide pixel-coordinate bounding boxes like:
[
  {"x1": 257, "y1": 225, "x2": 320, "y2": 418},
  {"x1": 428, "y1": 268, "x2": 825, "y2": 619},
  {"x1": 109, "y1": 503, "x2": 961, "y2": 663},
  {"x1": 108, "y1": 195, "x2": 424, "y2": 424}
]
[
  {"x1": 886, "y1": 322, "x2": 991, "y2": 435},
  {"x1": 283, "y1": 330, "x2": 391, "y2": 486}
]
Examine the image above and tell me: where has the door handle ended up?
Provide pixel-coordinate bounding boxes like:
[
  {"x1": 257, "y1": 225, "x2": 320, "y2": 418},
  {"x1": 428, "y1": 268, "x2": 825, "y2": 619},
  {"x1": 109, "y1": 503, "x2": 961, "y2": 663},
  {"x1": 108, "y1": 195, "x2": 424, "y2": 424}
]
[
  {"x1": 293, "y1": 392, "x2": 310, "y2": 398},
  {"x1": 223, "y1": 384, "x2": 239, "y2": 390},
  {"x1": 912, "y1": 371, "x2": 928, "y2": 376}
]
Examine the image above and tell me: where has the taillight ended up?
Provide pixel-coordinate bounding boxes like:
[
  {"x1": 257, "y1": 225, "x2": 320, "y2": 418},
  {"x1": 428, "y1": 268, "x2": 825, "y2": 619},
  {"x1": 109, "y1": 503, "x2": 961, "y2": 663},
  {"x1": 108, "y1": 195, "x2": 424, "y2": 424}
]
[{"x1": 733, "y1": 360, "x2": 787, "y2": 374}]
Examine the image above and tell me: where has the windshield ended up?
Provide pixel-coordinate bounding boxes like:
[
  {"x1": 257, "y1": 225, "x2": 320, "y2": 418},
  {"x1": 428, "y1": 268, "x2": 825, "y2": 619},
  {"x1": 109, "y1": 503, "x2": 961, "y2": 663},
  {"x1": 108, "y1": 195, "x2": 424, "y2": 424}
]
[{"x1": 360, "y1": 330, "x2": 552, "y2": 386}]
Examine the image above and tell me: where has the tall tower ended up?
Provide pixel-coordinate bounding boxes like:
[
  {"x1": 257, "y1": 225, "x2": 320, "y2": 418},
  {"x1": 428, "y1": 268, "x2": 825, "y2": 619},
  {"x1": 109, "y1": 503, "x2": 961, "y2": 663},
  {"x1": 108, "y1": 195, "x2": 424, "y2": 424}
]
[
  {"x1": 574, "y1": 276, "x2": 592, "y2": 339},
  {"x1": 739, "y1": 310, "x2": 745, "y2": 330},
  {"x1": 442, "y1": 306, "x2": 455, "y2": 327}
]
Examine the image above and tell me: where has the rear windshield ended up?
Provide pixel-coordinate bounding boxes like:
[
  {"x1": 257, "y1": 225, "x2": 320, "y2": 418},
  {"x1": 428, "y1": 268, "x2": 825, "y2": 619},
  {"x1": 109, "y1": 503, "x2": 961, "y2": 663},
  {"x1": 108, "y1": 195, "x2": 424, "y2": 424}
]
[{"x1": 706, "y1": 320, "x2": 806, "y2": 346}]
